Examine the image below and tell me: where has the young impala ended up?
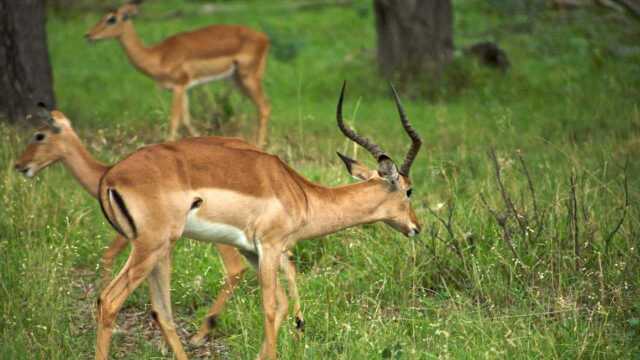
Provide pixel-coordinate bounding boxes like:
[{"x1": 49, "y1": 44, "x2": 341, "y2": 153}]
[
  {"x1": 85, "y1": 1, "x2": 271, "y2": 146},
  {"x1": 93, "y1": 82, "x2": 422, "y2": 359},
  {"x1": 13, "y1": 106, "x2": 303, "y2": 346}
]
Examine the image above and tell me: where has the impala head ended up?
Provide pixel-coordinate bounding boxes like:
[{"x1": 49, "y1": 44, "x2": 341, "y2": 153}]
[
  {"x1": 84, "y1": 1, "x2": 141, "y2": 41},
  {"x1": 336, "y1": 82, "x2": 423, "y2": 237},
  {"x1": 14, "y1": 104, "x2": 74, "y2": 178}
]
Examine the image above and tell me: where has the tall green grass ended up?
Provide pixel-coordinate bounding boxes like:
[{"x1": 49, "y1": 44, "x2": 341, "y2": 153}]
[{"x1": 2, "y1": 0, "x2": 639, "y2": 358}]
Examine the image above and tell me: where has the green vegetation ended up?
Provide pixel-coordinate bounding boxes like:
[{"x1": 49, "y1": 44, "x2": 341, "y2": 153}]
[{"x1": 2, "y1": 0, "x2": 640, "y2": 358}]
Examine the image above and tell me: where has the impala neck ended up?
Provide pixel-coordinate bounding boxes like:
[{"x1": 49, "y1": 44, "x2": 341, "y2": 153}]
[
  {"x1": 118, "y1": 21, "x2": 155, "y2": 76},
  {"x1": 60, "y1": 132, "x2": 108, "y2": 198},
  {"x1": 297, "y1": 181, "x2": 389, "y2": 240}
]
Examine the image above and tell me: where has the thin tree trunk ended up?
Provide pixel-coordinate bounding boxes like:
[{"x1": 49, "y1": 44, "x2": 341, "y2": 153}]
[{"x1": 0, "y1": 0, "x2": 55, "y2": 123}]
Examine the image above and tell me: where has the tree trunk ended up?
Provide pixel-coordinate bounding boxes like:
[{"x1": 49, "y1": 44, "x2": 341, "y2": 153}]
[
  {"x1": 374, "y1": 0, "x2": 454, "y2": 81},
  {"x1": 611, "y1": 0, "x2": 640, "y2": 18},
  {"x1": 0, "y1": 0, "x2": 55, "y2": 123}
]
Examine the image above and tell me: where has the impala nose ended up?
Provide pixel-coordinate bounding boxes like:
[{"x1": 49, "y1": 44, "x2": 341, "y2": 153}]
[
  {"x1": 14, "y1": 163, "x2": 30, "y2": 175},
  {"x1": 408, "y1": 224, "x2": 421, "y2": 237}
]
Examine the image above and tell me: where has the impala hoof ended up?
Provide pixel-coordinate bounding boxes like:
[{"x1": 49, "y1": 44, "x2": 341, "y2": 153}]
[{"x1": 189, "y1": 333, "x2": 206, "y2": 347}]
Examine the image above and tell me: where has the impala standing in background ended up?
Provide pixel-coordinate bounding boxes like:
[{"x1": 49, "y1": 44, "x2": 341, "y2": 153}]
[
  {"x1": 85, "y1": 1, "x2": 272, "y2": 146},
  {"x1": 13, "y1": 106, "x2": 303, "y2": 345},
  {"x1": 93, "y1": 82, "x2": 422, "y2": 359}
]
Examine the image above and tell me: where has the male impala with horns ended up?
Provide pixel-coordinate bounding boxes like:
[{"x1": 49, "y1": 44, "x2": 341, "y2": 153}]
[{"x1": 91, "y1": 82, "x2": 422, "y2": 359}]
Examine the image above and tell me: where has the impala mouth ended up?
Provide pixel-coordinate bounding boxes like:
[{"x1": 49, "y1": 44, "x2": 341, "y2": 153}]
[
  {"x1": 14, "y1": 164, "x2": 34, "y2": 178},
  {"x1": 384, "y1": 220, "x2": 421, "y2": 238},
  {"x1": 15, "y1": 160, "x2": 52, "y2": 178},
  {"x1": 407, "y1": 225, "x2": 421, "y2": 238},
  {"x1": 84, "y1": 33, "x2": 101, "y2": 43}
]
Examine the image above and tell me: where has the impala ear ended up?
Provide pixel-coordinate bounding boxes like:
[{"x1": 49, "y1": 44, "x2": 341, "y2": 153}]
[
  {"x1": 50, "y1": 111, "x2": 72, "y2": 130},
  {"x1": 377, "y1": 155, "x2": 400, "y2": 184},
  {"x1": 34, "y1": 102, "x2": 62, "y2": 133},
  {"x1": 337, "y1": 152, "x2": 377, "y2": 181},
  {"x1": 120, "y1": 3, "x2": 138, "y2": 20}
]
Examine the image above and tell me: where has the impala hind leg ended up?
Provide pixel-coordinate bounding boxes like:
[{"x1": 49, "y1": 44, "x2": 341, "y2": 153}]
[
  {"x1": 181, "y1": 90, "x2": 200, "y2": 137},
  {"x1": 190, "y1": 244, "x2": 248, "y2": 346},
  {"x1": 148, "y1": 253, "x2": 188, "y2": 360},
  {"x1": 99, "y1": 235, "x2": 129, "y2": 288},
  {"x1": 190, "y1": 268, "x2": 247, "y2": 346},
  {"x1": 235, "y1": 73, "x2": 271, "y2": 148},
  {"x1": 95, "y1": 243, "x2": 166, "y2": 360}
]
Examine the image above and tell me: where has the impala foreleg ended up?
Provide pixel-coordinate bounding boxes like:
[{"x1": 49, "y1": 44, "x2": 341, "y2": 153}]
[
  {"x1": 282, "y1": 252, "x2": 303, "y2": 335},
  {"x1": 168, "y1": 86, "x2": 186, "y2": 141},
  {"x1": 95, "y1": 243, "x2": 165, "y2": 360},
  {"x1": 274, "y1": 271, "x2": 289, "y2": 331},
  {"x1": 181, "y1": 90, "x2": 200, "y2": 137},
  {"x1": 99, "y1": 235, "x2": 129, "y2": 288},
  {"x1": 257, "y1": 248, "x2": 288, "y2": 360},
  {"x1": 148, "y1": 253, "x2": 188, "y2": 360}
]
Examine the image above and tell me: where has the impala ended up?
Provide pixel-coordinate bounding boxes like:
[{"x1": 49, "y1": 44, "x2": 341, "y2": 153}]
[
  {"x1": 85, "y1": 1, "x2": 272, "y2": 145},
  {"x1": 93, "y1": 82, "x2": 422, "y2": 359},
  {"x1": 13, "y1": 106, "x2": 303, "y2": 346}
]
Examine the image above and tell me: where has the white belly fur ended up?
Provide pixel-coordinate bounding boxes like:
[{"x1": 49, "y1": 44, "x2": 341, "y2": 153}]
[
  {"x1": 183, "y1": 211, "x2": 255, "y2": 253},
  {"x1": 187, "y1": 65, "x2": 236, "y2": 89}
]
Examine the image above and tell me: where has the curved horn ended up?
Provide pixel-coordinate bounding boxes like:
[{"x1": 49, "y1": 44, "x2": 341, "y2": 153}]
[
  {"x1": 390, "y1": 84, "x2": 422, "y2": 175},
  {"x1": 336, "y1": 81, "x2": 386, "y2": 161}
]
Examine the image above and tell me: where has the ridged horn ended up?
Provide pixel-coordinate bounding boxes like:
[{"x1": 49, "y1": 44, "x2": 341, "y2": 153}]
[
  {"x1": 336, "y1": 81, "x2": 387, "y2": 161},
  {"x1": 389, "y1": 84, "x2": 422, "y2": 175}
]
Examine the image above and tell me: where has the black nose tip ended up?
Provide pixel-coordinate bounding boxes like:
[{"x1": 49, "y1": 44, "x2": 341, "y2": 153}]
[{"x1": 14, "y1": 163, "x2": 22, "y2": 171}]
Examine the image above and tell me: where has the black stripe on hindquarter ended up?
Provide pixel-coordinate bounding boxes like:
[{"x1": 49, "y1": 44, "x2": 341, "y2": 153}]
[
  {"x1": 109, "y1": 188, "x2": 138, "y2": 239},
  {"x1": 98, "y1": 187, "x2": 127, "y2": 238}
]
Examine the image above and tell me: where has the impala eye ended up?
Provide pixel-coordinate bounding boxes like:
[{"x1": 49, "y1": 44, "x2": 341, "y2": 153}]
[
  {"x1": 106, "y1": 16, "x2": 117, "y2": 25},
  {"x1": 34, "y1": 133, "x2": 46, "y2": 142},
  {"x1": 406, "y1": 188, "x2": 413, "y2": 198}
]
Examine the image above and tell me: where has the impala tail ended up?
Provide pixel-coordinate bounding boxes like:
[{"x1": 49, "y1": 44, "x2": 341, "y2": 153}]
[{"x1": 98, "y1": 184, "x2": 138, "y2": 240}]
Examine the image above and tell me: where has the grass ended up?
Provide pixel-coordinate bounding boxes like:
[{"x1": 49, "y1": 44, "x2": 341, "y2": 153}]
[{"x1": 2, "y1": 0, "x2": 640, "y2": 358}]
